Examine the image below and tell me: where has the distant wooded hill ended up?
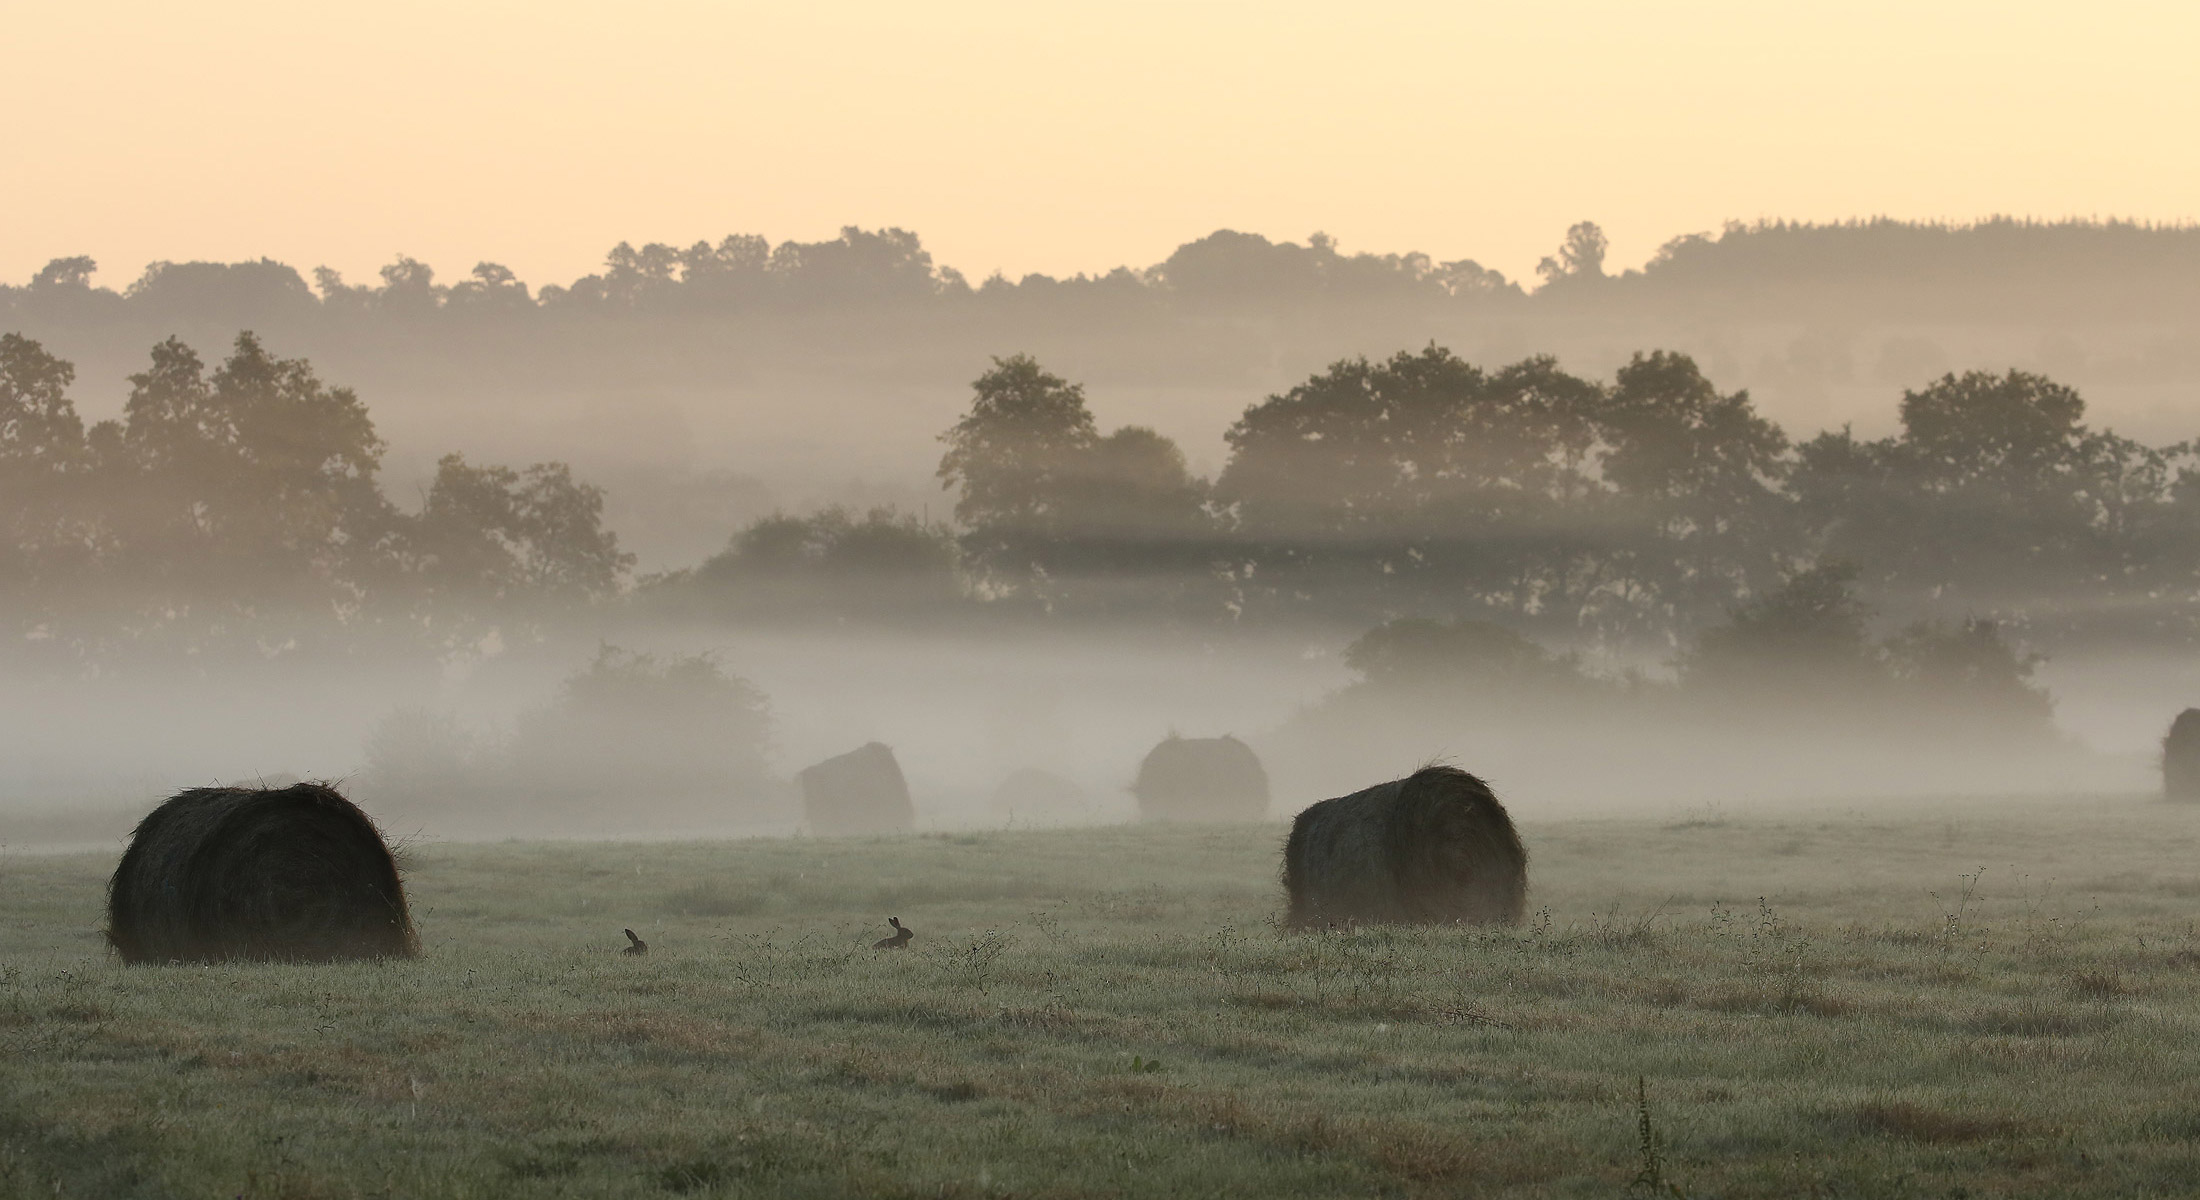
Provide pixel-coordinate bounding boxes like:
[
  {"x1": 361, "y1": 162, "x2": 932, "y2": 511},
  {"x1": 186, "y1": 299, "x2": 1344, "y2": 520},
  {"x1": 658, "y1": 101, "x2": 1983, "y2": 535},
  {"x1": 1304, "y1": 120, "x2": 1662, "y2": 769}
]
[{"x1": 10, "y1": 218, "x2": 2198, "y2": 322}]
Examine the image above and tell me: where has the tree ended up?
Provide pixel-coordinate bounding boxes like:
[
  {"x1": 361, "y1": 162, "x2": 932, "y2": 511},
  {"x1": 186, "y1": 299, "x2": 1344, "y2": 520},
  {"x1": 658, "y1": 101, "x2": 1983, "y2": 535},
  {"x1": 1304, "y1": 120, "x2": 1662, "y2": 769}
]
[
  {"x1": 96, "y1": 332, "x2": 394, "y2": 646},
  {"x1": 1217, "y1": 347, "x2": 1610, "y2": 623},
  {"x1": 29, "y1": 256, "x2": 98, "y2": 291},
  {"x1": 124, "y1": 260, "x2": 317, "y2": 321},
  {"x1": 601, "y1": 241, "x2": 683, "y2": 307},
  {"x1": 1791, "y1": 369, "x2": 2174, "y2": 632},
  {"x1": 376, "y1": 256, "x2": 443, "y2": 315},
  {"x1": 405, "y1": 453, "x2": 633, "y2": 644},
  {"x1": 937, "y1": 356, "x2": 1219, "y2": 605},
  {"x1": 444, "y1": 262, "x2": 532, "y2": 311},
  {"x1": 770, "y1": 227, "x2": 949, "y2": 304},
  {"x1": 1897, "y1": 369, "x2": 2086, "y2": 484},
  {"x1": 938, "y1": 354, "x2": 1101, "y2": 535},
  {"x1": 1590, "y1": 351, "x2": 1792, "y2": 627},
  {"x1": 0, "y1": 333, "x2": 87, "y2": 475},
  {"x1": 0, "y1": 335, "x2": 92, "y2": 633},
  {"x1": 1047, "y1": 427, "x2": 1210, "y2": 557},
  {"x1": 677, "y1": 235, "x2": 772, "y2": 306},
  {"x1": 1220, "y1": 348, "x2": 1600, "y2": 538},
  {"x1": 1537, "y1": 221, "x2": 1609, "y2": 286}
]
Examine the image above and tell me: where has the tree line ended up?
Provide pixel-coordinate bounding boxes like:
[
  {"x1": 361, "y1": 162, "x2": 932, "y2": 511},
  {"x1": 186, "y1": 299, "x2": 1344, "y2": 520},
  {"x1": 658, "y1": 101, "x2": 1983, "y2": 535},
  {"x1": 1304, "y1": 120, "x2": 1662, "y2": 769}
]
[
  {"x1": 667, "y1": 347, "x2": 2200, "y2": 650},
  {"x1": 8, "y1": 327, "x2": 2200, "y2": 665},
  {"x1": 10, "y1": 218, "x2": 2199, "y2": 327},
  {"x1": 0, "y1": 331, "x2": 627, "y2": 662}
]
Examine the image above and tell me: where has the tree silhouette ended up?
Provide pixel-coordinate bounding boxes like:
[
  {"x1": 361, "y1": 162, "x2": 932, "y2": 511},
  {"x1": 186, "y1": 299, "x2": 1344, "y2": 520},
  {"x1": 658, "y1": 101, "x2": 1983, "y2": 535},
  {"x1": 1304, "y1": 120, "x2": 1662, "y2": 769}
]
[
  {"x1": 938, "y1": 354, "x2": 1101, "y2": 534},
  {"x1": 1537, "y1": 221, "x2": 1609, "y2": 285}
]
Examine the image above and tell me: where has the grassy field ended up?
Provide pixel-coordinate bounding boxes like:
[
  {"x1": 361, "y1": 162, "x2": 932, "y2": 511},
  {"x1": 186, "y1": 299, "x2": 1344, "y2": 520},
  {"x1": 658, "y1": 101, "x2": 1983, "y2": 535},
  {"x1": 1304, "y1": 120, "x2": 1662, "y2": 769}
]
[{"x1": 7, "y1": 794, "x2": 2200, "y2": 1198}]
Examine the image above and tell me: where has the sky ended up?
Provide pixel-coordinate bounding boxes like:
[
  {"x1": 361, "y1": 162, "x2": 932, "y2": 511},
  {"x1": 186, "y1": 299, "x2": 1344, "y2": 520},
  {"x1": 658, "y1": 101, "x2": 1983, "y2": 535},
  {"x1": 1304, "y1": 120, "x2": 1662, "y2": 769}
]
[{"x1": 6, "y1": 0, "x2": 2197, "y2": 292}]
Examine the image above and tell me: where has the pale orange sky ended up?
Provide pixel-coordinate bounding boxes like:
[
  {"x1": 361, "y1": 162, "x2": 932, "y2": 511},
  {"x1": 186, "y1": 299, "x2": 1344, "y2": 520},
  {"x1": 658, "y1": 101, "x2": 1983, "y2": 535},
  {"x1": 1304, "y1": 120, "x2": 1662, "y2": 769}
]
[{"x1": 6, "y1": 0, "x2": 2196, "y2": 292}]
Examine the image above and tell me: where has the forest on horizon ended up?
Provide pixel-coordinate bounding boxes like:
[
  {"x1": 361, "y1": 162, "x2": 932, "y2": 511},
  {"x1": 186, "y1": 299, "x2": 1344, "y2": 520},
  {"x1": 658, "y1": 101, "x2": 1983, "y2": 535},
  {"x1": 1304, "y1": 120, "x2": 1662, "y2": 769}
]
[
  {"x1": 11, "y1": 215, "x2": 2200, "y2": 320},
  {"x1": 12, "y1": 219, "x2": 2200, "y2": 332}
]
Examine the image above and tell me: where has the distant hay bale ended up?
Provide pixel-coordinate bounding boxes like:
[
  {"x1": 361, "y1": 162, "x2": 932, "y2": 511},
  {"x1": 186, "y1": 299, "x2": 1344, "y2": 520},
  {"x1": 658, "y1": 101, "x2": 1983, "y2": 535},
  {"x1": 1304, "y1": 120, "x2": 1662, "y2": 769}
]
[
  {"x1": 106, "y1": 782, "x2": 419, "y2": 965},
  {"x1": 1282, "y1": 766, "x2": 1527, "y2": 929},
  {"x1": 799, "y1": 742, "x2": 915, "y2": 835},
  {"x1": 1132, "y1": 734, "x2": 1269, "y2": 823},
  {"x1": 2166, "y1": 709, "x2": 2200, "y2": 801},
  {"x1": 990, "y1": 768, "x2": 1090, "y2": 824}
]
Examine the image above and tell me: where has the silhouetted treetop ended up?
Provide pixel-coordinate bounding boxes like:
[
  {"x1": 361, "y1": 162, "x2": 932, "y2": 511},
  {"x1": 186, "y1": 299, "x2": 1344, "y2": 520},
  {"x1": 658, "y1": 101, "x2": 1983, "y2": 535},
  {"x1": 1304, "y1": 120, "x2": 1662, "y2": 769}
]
[
  {"x1": 938, "y1": 354, "x2": 1102, "y2": 531},
  {"x1": 1536, "y1": 221, "x2": 1609, "y2": 285},
  {"x1": 125, "y1": 260, "x2": 317, "y2": 320}
]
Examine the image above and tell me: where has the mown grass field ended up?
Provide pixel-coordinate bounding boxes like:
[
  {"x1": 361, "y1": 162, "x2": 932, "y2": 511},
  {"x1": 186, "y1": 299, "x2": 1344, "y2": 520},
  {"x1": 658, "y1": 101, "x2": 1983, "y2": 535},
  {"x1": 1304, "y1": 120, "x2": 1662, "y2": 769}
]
[{"x1": 6, "y1": 794, "x2": 2200, "y2": 1198}]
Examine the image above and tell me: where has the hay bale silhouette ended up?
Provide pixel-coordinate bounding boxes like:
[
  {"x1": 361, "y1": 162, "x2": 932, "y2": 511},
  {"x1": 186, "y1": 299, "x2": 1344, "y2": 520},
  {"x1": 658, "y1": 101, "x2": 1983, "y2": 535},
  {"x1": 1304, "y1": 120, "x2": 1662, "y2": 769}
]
[
  {"x1": 1282, "y1": 766, "x2": 1527, "y2": 929},
  {"x1": 990, "y1": 768, "x2": 1090, "y2": 824},
  {"x1": 2166, "y1": 709, "x2": 2200, "y2": 801},
  {"x1": 799, "y1": 742, "x2": 915, "y2": 835},
  {"x1": 1132, "y1": 734, "x2": 1269, "y2": 822},
  {"x1": 106, "y1": 782, "x2": 418, "y2": 964}
]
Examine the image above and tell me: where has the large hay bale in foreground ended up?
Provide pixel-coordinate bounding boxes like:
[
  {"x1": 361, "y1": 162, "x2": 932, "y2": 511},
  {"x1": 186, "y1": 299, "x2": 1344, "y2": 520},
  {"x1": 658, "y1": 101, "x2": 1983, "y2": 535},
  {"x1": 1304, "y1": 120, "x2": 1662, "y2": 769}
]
[
  {"x1": 1132, "y1": 734, "x2": 1269, "y2": 822},
  {"x1": 1282, "y1": 766, "x2": 1526, "y2": 929},
  {"x1": 2166, "y1": 709, "x2": 2200, "y2": 801},
  {"x1": 106, "y1": 782, "x2": 418, "y2": 964},
  {"x1": 799, "y1": 742, "x2": 915, "y2": 835}
]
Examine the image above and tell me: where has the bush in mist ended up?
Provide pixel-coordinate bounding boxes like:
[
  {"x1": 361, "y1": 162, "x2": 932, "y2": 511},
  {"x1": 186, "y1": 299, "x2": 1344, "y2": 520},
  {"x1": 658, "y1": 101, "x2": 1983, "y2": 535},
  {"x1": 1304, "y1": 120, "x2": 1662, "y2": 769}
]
[
  {"x1": 1288, "y1": 565, "x2": 2056, "y2": 791},
  {"x1": 510, "y1": 645, "x2": 773, "y2": 808},
  {"x1": 361, "y1": 707, "x2": 482, "y2": 808},
  {"x1": 357, "y1": 647, "x2": 778, "y2": 824},
  {"x1": 1341, "y1": 618, "x2": 1601, "y2": 700},
  {"x1": 1883, "y1": 619, "x2": 2053, "y2": 729},
  {"x1": 657, "y1": 506, "x2": 963, "y2": 621},
  {"x1": 1674, "y1": 564, "x2": 2056, "y2": 735},
  {"x1": 1679, "y1": 562, "x2": 1883, "y2": 697}
]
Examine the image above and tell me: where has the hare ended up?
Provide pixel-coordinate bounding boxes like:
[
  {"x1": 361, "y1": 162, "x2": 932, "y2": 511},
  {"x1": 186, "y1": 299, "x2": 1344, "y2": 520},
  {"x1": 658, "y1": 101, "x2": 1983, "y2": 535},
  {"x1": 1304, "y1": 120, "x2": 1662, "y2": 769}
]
[{"x1": 872, "y1": 916, "x2": 913, "y2": 950}]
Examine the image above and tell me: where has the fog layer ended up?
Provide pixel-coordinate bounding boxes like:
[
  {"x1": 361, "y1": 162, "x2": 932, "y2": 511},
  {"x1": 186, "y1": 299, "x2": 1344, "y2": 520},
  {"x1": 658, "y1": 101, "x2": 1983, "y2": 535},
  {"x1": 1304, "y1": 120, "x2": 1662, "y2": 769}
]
[{"x1": 3, "y1": 219, "x2": 2195, "y2": 847}]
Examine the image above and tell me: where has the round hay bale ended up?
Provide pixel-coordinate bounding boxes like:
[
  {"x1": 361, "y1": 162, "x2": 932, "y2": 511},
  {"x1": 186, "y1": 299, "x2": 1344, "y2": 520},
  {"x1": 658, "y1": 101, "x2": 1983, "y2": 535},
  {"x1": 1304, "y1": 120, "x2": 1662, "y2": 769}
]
[
  {"x1": 1282, "y1": 766, "x2": 1526, "y2": 928},
  {"x1": 2166, "y1": 709, "x2": 2200, "y2": 802},
  {"x1": 106, "y1": 782, "x2": 418, "y2": 964},
  {"x1": 799, "y1": 742, "x2": 915, "y2": 835},
  {"x1": 990, "y1": 768, "x2": 1091, "y2": 825},
  {"x1": 1132, "y1": 734, "x2": 1268, "y2": 822}
]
